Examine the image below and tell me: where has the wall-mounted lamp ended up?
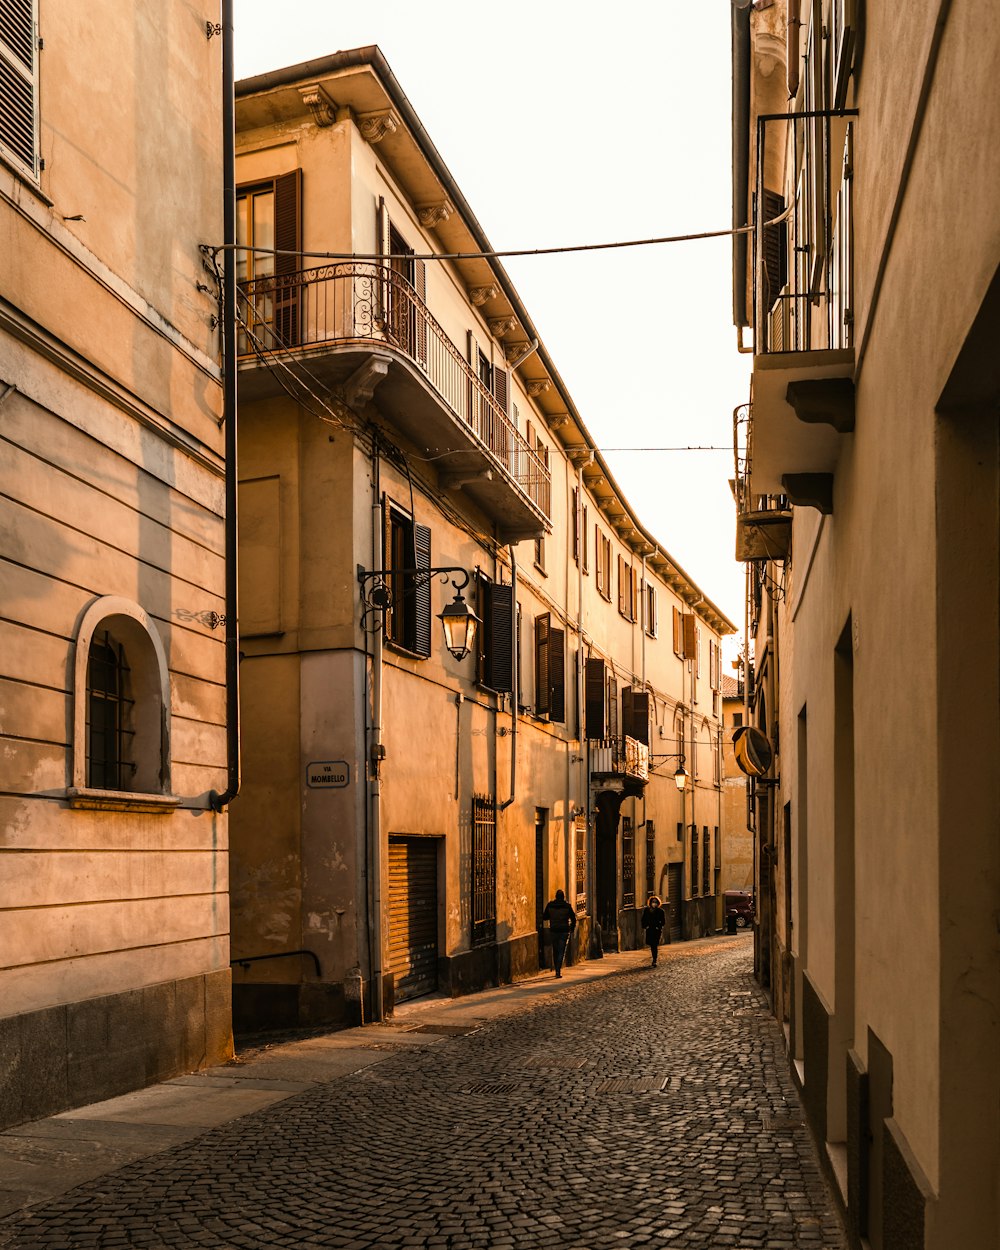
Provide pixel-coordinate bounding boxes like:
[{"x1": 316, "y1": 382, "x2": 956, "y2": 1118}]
[
  {"x1": 357, "y1": 565, "x2": 480, "y2": 662},
  {"x1": 650, "y1": 752, "x2": 688, "y2": 791}
]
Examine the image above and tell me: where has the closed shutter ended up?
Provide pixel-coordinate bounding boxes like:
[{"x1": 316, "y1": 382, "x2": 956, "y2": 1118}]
[
  {"x1": 486, "y1": 581, "x2": 513, "y2": 693},
  {"x1": 607, "y1": 674, "x2": 619, "y2": 741},
  {"x1": 666, "y1": 863, "x2": 683, "y2": 943},
  {"x1": 273, "y1": 170, "x2": 302, "y2": 346},
  {"x1": 549, "y1": 625, "x2": 565, "y2": 723},
  {"x1": 0, "y1": 0, "x2": 38, "y2": 178},
  {"x1": 412, "y1": 522, "x2": 432, "y2": 657},
  {"x1": 622, "y1": 687, "x2": 634, "y2": 741},
  {"x1": 585, "y1": 658, "x2": 606, "y2": 738},
  {"x1": 624, "y1": 690, "x2": 650, "y2": 746},
  {"x1": 535, "y1": 613, "x2": 550, "y2": 716},
  {"x1": 387, "y1": 836, "x2": 439, "y2": 1002},
  {"x1": 413, "y1": 259, "x2": 427, "y2": 367},
  {"x1": 683, "y1": 612, "x2": 697, "y2": 660},
  {"x1": 761, "y1": 190, "x2": 787, "y2": 311},
  {"x1": 493, "y1": 367, "x2": 508, "y2": 415},
  {"x1": 617, "y1": 555, "x2": 626, "y2": 615}
]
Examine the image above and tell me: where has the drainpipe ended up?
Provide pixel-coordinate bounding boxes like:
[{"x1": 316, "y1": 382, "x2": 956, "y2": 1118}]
[
  {"x1": 368, "y1": 440, "x2": 385, "y2": 1020},
  {"x1": 787, "y1": 0, "x2": 802, "y2": 99},
  {"x1": 498, "y1": 546, "x2": 518, "y2": 811},
  {"x1": 210, "y1": 0, "x2": 240, "y2": 813}
]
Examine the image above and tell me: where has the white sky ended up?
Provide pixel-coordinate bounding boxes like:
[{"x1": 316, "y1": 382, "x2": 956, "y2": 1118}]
[{"x1": 234, "y1": 1, "x2": 751, "y2": 647}]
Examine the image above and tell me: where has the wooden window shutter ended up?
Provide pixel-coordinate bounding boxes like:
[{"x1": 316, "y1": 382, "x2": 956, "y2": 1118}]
[
  {"x1": 493, "y1": 367, "x2": 508, "y2": 415},
  {"x1": 630, "y1": 566, "x2": 638, "y2": 621},
  {"x1": 582, "y1": 505, "x2": 589, "y2": 573},
  {"x1": 571, "y1": 488, "x2": 580, "y2": 565},
  {"x1": 607, "y1": 675, "x2": 619, "y2": 741},
  {"x1": 549, "y1": 626, "x2": 565, "y2": 723},
  {"x1": 486, "y1": 581, "x2": 513, "y2": 693},
  {"x1": 535, "y1": 613, "x2": 550, "y2": 715},
  {"x1": 0, "y1": 0, "x2": 39, "y2": 177},
  {"x1": 412, "y1": 523, "x2": 432, "y2": 657},
  {"x1": 673, "y1": 606, "x2": 683, "y2": 656},
  {"x1": 631, "y1": 692, "x2": 650, "y2": 745},
  {"x1": 683, "y1": 612, "x2": 697, "y2": 660},
  {"x1": 622, "y1": 686, "x2": 634, "y2": 739},
  {"x1": 377, "y1": 197, "x2": 391, "y2": 258},
  {"x1": 585, "y1": 658, "x2": 606, "y2": 738},
  {"x1": 761, "y1": 190, "x2": 787, "y2": 310},
  {"x1": 413, "y1": 259, "x2": 427, "y2": 367},
  {"x1": 617, "y1": 555, "x2": 626, "y2": 615},
  {"x1": 274, "y1": 170, "x2": 302, "y2": 345},
  {"x1": 526, "y1": 419, "x2": 535, "y2": 449}
]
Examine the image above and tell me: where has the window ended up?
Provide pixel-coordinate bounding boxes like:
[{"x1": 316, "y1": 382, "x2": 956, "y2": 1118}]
[
  {"x1": 690, "y1": 825, "x2": 699, "y2": 896},
  {"x1": 595, "y1": 528, "x2": 612, "y2": 601},
  {"x1": 732, "y1": 712, "x2": 744, "y2": 728},
  {"x1": 709, "y1": 639, "x2": 721, "y2": 691},
  {"x1": 581, "y1": 504, "x2": 590, "y2": 574},
  {"x1": 574, "y1": 813, "x2": 588, "y2": 909},
  {"x1": 672, "y1": 607, "x2": 695, "y2": 660},
  {"x1": 534, "y1": 613, "x2": 565, "y2": 721},
  {"x1": 0, "y1": 0, "x2": 40, "y2": 180},
  {"x1": 676, "y1": 821, "x2": 683, "y2": 844},
  {"x1": 644, "y1": 582, "x2": 658, "y2": 638},
  {"x1": 72, "y1": 597, "x2": 173, "y2": 806},
  {"x1": 572, "y1": 488, "x2": 580, "y2": 565},
  {"x1": 471, "y1": 794, "x2": 496, "y2": 946},
  {"x1": 237, "y1": 171, "x2": 302, "y2": 352},
  {"x1": 528, "y1": 426, "x2": 549, "y2": 571},
  {"x1": 584, "y1": 656, "x2": 607, "y2": 738},
  {"x1": 617, "y1": 555, "x2": 637, "y2": 621},
  {"x1": 383, "y1": 499, "x2": 432, "y2": 657},
  {"x1": 702, "y1": 827, "x2": 711, "y2": 896},
  {"x1": 475, "y1": 573, "x2": 513, "y2": 693},
  {"x1": 622, "y1": 817, "x2": 635, "y2": 909},
  {"x1": 645, "y1": 821, "x2": 656, "y2": 898},
  {"x1": 621, "y1": 687, "x2": 650, "y2": 746}
]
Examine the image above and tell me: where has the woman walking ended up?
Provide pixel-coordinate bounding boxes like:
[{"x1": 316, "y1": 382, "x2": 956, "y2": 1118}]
[{"x1": 640, "y1": 895, "x2": 667, "y2": 966}]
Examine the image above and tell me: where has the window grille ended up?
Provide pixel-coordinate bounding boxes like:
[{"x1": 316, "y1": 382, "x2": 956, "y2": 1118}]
[
  {"x1": 690, "y1": 825, "x2": 699, "y2": 896},
  {"x1": 702, "y1": 826, "x2": 711, "y2": 896},
  {"x1": 87, "y1": 632, "x2": 135, "y2": 790},
  {"x1": 645, "y1": 821, "x2": 656, "y2": 899},
  {"x1": 574, "y1": 813, "x2": 587, "y2": 910},
  {"x1": 471, "y1": 794, "x2": 496, "y2": 946},
  {"x1": 622, "y1": 816, "x2": 635, "y2": 909}
]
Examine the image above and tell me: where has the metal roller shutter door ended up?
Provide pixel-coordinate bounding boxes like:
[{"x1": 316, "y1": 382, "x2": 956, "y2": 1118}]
[
  {"x1": 388, "y1": 836, "x2": 439, "y2": 1002},
  {"x1": 666, "y1": 862, "x2": 683, "y2": 944}
]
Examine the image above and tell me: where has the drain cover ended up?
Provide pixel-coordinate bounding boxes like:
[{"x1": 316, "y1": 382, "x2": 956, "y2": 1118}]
[
  {"x1": 595, "y1": 1076, "x2": 668, "y2": 1094},
  {"x1": 463, "y1": 1081, "x2": 521, "y2": 1095}
]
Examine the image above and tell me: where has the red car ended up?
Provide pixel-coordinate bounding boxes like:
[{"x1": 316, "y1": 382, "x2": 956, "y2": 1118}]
[{"x1": 724, "y1": 890, "x2": 754, "y2": 928}]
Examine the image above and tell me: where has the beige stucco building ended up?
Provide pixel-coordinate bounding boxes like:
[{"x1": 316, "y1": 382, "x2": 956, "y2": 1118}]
[
  {"x1": 0, "y1": 2, "x2": 232, "y2": 1129},
  {"x1": 230, "y1": 48, "x2": 735, "y2": 1031},
  {"x1": 720, "y1": 674, "x2": 752, "y2": 903},
  {"x1": 732, "y1": 1, "x2": 999, "y2": 1246}
]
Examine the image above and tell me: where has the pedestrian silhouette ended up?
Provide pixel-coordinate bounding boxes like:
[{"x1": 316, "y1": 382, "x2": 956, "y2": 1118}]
[
  {"x1": 640, "y1": 895, "x2": 667, "y2": 966},
  {"x1": 542, "y1": 889, "x2": 577, "y2": 978}
]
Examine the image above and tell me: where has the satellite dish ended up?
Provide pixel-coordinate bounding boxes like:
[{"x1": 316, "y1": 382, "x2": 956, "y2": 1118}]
[{"x1": 732, "y1": 725, "x2": 773, "y2": 777}]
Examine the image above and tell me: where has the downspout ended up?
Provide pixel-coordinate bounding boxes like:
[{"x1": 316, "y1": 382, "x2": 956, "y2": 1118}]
[
  {"x1": 732, "y1": 0, "x2": 752, "y2": 346},
  {"x1": 498, "y1": 545, "x2": 518, "y2": 810},
  {"x1": 368, "y1": 440, "x2": 385, "y2": 1020},
  {"x1": 787, "y1": 0, "x2": 802, "y2": 99},
  {"x1": 210, "y1": 0, "x2": 239, "y2": 813}
]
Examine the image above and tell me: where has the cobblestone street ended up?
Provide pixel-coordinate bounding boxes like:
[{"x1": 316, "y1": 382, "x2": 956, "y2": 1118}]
[{"x1": 0, "y1": 936, "x2": 847, "y2": 1249}]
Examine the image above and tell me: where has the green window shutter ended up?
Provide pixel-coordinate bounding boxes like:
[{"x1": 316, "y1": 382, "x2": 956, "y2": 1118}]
[{"x1": 412, "y1": 522, "x2": 432, "y2": 657}]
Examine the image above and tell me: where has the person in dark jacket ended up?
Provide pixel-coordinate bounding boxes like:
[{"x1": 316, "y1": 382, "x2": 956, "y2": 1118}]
[
  {"x1": 640, "y1": 895, "x2": 667, "y2": 966},
  {"x1": 542, "y1": 889, "x2": 577, "y2": 978}
]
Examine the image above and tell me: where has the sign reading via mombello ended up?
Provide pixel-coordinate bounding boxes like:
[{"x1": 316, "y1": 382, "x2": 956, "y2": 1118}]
[{"x1": 306, "y1": 761, "x2": 350, "y2": 788}]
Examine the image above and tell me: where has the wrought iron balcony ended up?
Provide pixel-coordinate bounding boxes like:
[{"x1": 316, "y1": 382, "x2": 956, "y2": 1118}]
[
  {"x1": 590, "y1": 735, "x2": 649, "y2": 784},
  {"x1": 237, "y1": 262, "x2": 550, "y2": 538}
]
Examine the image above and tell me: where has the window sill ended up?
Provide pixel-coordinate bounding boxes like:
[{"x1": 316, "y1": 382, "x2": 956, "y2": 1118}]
[{"x1": 67, "y1": 787, "x2": 181, "y2": 814}]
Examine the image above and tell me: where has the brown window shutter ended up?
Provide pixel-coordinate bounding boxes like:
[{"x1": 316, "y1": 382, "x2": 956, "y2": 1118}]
[
  {"x1": 607, "y1": 675, "x2": 619, "y2": 741},
  {"x1": 622, "y1": 686, "x2": 634, "y2": 739},
  {"x1": 673, "y1": 607, "x2": 682, "y2": 656},
  {"x1": 413, "y1": 259, "x2": 427, "y2": 367},
  {"x1": 535, "y1": 613, "x2": 550, "y2": 715},
  {"x1": 412, "y1": 522, "x2": 432, "y2": 657},
  {"x1": 617, "y1": 555, "x2": 626, "y2": 614},
  {"x1": 274, "y1": 170, "x2": 302, "y2": 345},
  {"x1": 631, "y1": 692, "x2": 650, "y2": 745},
  {"x1": 683, "y1": 613, "x2": 697, "y2": 660},
  {"x1": 582, "y1": 506, "x2": 589, "y2": 573},
  {"x1": 486, "y1": 581, "x2": 513, "y2": 693},
  {"x1": 571, "y1": 488, "x2": 580, "y2": 565},
  {"x1": 549, "y1": 626, "x2": 565, "y2": 723},
  {"x1": 585, "y1": 658, "x2": 606, "y2": 738},
  {"x1": 762, "y1": 189, "x2": 787, "y2": 310},
  {"x1": 493, "y1": 367, "x2": 508, "y2": 415}
]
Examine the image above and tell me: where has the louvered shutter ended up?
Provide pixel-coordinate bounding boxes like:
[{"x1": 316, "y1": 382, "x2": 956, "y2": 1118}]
[
  {"x1": 549, "y1": 626, "x2": 565, "y2": 723},
  {"x1": 413, "y1": 259, "x2": 427, "y2": 367},
  {"x1": 631, "y1": 692, "x2": 650, "y2": 745},
  {"x1": 617, "y1": 555, "x2": 626, "y2": 615},
  {"x1": 622, "y1": 687, "x2": 634, "y2": 740},
  {"x1": 0, "y1": 0, "x2": 38, "y2": 178},
  {"x1": 682, "y1": 613, "x2": 697, "y2": 660},
  {"x1": 585, "y1": 658, "x2": 606, "y2": 739},
  {"x1": 377, "y1": 199, "x2": 391, "y2": 329},
  {"x1": 673, "y1": 607, "x2": 682, "y2": 657},
  {"x1": 486, "y1": 581, "x2": 513, "y2": 693},
  {"x1": 493, "y1": 367, "x2": 508, "y2": 415},
  {"x1": 535, "y1": 614, "x2": 550, "y2": 715},
  {"x1": 412, "y1": 523, "x2": 432, "y2": 657},
  {"x1": 607, "y1": 675, "x2": 619, "y2": 741},
  {"x1": 273, "y1": 170, "x2": 302, "y2": 346},
  {"x1": 582, "y1": 505, "x2": 589, "y2": 573},
  {"x1": 761, "y1": 190, "x2": 787, "y2": 311}
]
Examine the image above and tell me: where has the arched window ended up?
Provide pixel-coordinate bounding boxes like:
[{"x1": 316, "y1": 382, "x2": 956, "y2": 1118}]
[{"x1": 71, "y1": 597, "x2": 174, "y2": 807}]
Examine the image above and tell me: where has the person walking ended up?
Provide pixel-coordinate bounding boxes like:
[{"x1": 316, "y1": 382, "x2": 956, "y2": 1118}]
[
  {"x1": 542, "y1": 889, "x2": 577, "y2": 978},
  {"x1": 640, "y1": 895, "x2": 667, "y2": 966}
]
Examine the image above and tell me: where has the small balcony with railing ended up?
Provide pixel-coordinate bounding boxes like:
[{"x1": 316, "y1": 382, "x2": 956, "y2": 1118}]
[
  {"x1": 590, "y1": 735, "x2": 649, "y2": 786},
  {"x1": 237, "y1": 262, "x2": 550, "y2": 540},
  {"x1": 733, "y1": 403, "x2": 792, "y2": 561},
  {"x1": 748, "y1": 110, "x2": 858, "y2": 509}
]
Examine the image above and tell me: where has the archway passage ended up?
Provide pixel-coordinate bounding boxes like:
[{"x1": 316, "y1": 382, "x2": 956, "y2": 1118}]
[{"x1": 594, "y1": 790, "x2": 624, "y2": 951}]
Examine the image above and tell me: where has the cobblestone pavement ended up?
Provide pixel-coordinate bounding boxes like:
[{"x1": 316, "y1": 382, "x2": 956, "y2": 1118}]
[{"x1": 0, "y1": 937, "x2": 847, "y2": 1249}]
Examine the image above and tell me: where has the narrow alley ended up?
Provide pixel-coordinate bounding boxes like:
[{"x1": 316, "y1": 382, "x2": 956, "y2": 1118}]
[{"x1": 0, "y1": 936, "x2": 846, "y2": 1249}]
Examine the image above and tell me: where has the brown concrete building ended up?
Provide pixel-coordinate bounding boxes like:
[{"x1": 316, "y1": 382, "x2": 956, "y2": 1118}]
[
  {"x1": 0, "y1": 3, "x2": 232, "y2": 1129},
  {"x1": 230, "y1": 47, "x2": 735, "y2": 1031},
  {"x1": 732, "y1": 1, "x2": 999, "y2": 1245}
]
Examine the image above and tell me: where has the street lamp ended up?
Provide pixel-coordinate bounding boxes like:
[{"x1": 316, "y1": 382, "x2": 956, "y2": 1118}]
[
  {"x1": 650, "y1": 752, "x2": 688, "y2": 791},
  {"x1": 357, "y1": 564, "x2": 480, "y2": 661}
]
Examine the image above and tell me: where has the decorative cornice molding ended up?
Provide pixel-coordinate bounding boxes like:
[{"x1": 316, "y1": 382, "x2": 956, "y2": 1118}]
[
  {"x1": 468, "y1": 283, "x2": 499, "y2": 307},
  {"x1": 566, "y1": 447, "x2": 594, "y2": 466},
  {"x1": 547, "y1": 413, "x2": 569, "y2": 430},
  {"x1": 504, "y1": 340, "x2": 530, "y2": 364},
  {"x1": 526, "y1": 379, "x2": 551, "y2": 398},
  {"x1": 298, "y1": 83, "x2": 336, "y2": 127},
  {"x1": 417, "y1": 200, "x2": 454, "y2": 229},
  {"x1": 357, "y1": 110, "x2": 399, "y2": 145},
  {"x1": 488, "y1": 316, "x2": 517, "y2": 338}
]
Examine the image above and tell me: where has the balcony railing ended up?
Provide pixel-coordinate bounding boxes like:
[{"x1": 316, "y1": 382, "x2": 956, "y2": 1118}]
[
  {"x1": 591, "y1": 735, "x2": 649, "y2": 783},
  {"x1": 733, "y1": 402, "x2": 792, "y2": 561},
  {"x1": 238, "y1": 262, "x2": 551, "y2": 519}
]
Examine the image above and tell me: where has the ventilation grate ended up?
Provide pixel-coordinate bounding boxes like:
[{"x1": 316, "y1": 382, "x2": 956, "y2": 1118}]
[
  {"x1": 595, "y1": 1076, "x2": 668, "y2": 1094},
  {"x1": 463, "y1": 1081, "x2": 521, "y2": 1096}
]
